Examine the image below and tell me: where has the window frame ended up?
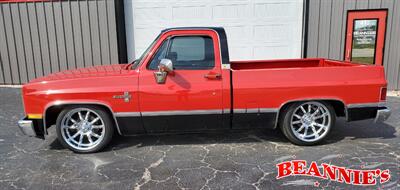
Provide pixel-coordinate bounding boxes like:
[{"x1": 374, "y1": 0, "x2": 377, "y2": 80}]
[
  {"x1": 146, "y1": 34, "x2": 216, "y2": 71},
  {"x1": 146, "y1": 37, "x2": 172, "y2": 70}
]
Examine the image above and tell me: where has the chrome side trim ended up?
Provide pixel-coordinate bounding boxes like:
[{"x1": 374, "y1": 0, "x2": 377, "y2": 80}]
[
  {"x1": 234, "y1": 109, "x2": 246, "y2": 113},
  {"x1": 114, "y1": 112, "x2": 141, "y2": 117},
  {"x1": 43, "y1": 101, "x2": 123, "y2": 136},
  {"x1": 222, "y1": 108, "x2": 231, "y2": 114},
  {"x1": 246, "y1": 108, "x2": 259, "y2": 113},
  {"x1": 347, "y1": 102, "x2": 386, "y2": 108},
  {"x1": 233, "y1": 108, "x2": 279, "y2": 114},
  {"x1": 141, "y1": 109, "x2": 223, "y2": 117},
  {"x1": 259, "y1": 108, "x2": 279, "y2": 113}
]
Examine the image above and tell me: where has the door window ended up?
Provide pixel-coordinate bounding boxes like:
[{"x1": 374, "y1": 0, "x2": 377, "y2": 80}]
[
  {"x1": 168, "y1": 36, "x2": 215, "y2": 70},
  {"x1": 351, "y1": 19, "x2": 378, "y2": 64},
  {"x1": 148, "y1": 36, "x2": 215, "y2": 70}
]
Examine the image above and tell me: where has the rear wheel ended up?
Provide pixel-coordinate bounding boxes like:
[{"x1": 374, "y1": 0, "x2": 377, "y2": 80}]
[
  {"x1": 56, "y1": 106, "x2": 114, "y2": 153},
  {"x1": 279, "y1": 101, "x2": 335, "y2": 145}
]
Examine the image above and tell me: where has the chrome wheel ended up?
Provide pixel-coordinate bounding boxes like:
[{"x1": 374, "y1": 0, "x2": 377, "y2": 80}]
[
  {"x1": 290, "y1": 102, "x2": 331, "y2": 142},
  {"x1": 60, "y1": 108, "x2": 105, "y2": 151}
]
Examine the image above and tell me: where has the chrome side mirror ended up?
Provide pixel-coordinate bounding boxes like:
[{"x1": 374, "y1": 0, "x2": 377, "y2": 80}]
[
  {"x1": 154, "y1": 59, "x2": 173, "y2": 84},
  {"x1": 159, "y1": 59, "x2": 173, "y2": 72}
]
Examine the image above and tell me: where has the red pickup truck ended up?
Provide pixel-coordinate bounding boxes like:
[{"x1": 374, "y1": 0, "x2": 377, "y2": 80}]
[{"x1": 18, "y1": 27, "x2": 391, "y2": 153}]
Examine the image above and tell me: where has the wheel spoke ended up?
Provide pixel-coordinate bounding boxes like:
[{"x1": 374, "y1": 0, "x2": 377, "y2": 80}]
[
  {"x1": 91, "y1": 133, "x2": 100, "y2": 138},
  {"x1": 85, "y1": 111, "x2": 90, "y2": 121},
  {"x1": 311, "y1": 126, "x2": 319, "y2": 138},
  {"x1": 78, "y1": 134, "x2": 83, "y2": 147},
  {"x1": 293, "y1": 114, "x2": 302, "y2": 119},
  {"x1": 314, "y1": 113, "x2": 328, "y2": 119},
  {"x1": 308, "y1": 104, "x2": 311, "y2": 113},
  {"x1": 296, "y1": 124, "x2": 305, "y2": 132},
  {"x1": 69, "y1": 131, "x2": 80, "y2": 140},
  {"x1": 87, "y1": 134, "x2": 93, "y2": 144},
  {"x1": 92, "y1": 125, "x2": 104, "y2": 129},
  {"x1": 303, "y1": 127, "x2": 308, "y2": 136},
  {"x1": 68, "y1": 124, "x2": 78, "y2": 129},
  {"x1": 78, "y1": 111, "x2": 84, "y2": 121},
  {"x1": 90, "y1": 117, "x2": 100, "y2": 125},
  {"x1": 314, "y1": 123, "x2": 326, "y2": 129},
  {"x1": 292, "y1": 120, "x2": 302, "y2": 125},
  {"x1": 311, "y1": 108, "x2": 320, "y2": 116},
  {"x1": 70, "y1": 118, "x2": 78, "y2": 124},
  {"x1": 300, "y1": 106, "x2": 307, "y2": 113}
]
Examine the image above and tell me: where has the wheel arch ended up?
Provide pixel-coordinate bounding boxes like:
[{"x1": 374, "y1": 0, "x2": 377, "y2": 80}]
[
  {"x1": 274, "y1": 98, "x2": 347, "y2": 129},
  {"x1": 43, "y1": 101, "x2": 122, "y2": 135}
]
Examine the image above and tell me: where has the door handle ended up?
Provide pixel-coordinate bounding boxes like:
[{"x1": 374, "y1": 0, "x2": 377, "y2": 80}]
[{"x1": 204, "y1": 73, "x2": 222, "y2": 79}]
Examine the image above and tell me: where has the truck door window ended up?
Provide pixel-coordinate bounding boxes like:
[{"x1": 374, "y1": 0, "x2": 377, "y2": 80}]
[{"x1": 167, "y1": 36, "x2": 215, "y2": 70}]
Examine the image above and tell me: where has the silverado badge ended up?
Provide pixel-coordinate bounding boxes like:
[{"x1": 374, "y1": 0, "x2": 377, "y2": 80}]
[{"x1": 113, "y1": 92, "x2": 131, "y2": 102}]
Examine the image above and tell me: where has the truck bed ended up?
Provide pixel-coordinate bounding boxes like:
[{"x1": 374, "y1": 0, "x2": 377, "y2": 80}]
[
  {"x1": 231, "y1": 58, "x2": 386, "y2": 113},
  {"x1": 231, "y1": 58, "x2": 355, "y2": 70}
]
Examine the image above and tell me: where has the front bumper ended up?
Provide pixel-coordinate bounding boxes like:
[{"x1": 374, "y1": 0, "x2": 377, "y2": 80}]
[
  {"x1": 374, "y1": 107, "x2": 391, "y2": 123},
  {"x1": 17, "y1": 117, "x2": 37, "y2": 137}
]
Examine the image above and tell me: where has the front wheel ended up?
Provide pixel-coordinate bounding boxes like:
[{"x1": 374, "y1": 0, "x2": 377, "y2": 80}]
[
  {"x1": 56, "y1": 106, "x2": 114, "y2": 153},
  {"x1": 279, "y1": 101, "x2": 335, "y2": 145}
]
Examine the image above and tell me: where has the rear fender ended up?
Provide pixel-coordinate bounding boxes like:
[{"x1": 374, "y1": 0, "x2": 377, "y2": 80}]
[{"x1": 275, "y1": 98, "x2": 347, "y2": 129}]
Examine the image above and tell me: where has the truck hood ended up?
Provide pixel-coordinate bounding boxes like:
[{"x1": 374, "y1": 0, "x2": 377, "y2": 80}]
[{"x1": 30, "y1": 64, "x2": 132, "y2": 83}]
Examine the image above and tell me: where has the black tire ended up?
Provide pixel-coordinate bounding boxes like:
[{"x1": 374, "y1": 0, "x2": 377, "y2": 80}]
[
  {"x1": 56, "y1": 105, "x2": 114, "y2": 153},
  {"x1": 279, "y1": 101, "x2": 335, "y2": 145}
]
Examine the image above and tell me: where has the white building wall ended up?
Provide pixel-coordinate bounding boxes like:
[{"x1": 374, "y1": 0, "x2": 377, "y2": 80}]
[{"x1": 124, "y1": 0, "x2": 304, "y2": 62}]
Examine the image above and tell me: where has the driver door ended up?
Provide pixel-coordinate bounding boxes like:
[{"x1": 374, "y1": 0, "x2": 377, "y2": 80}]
[{"x1": 138, "y1": 33, "x2": 225, "y2": 133}]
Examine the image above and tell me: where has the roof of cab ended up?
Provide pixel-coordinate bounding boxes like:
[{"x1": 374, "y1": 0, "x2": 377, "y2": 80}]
[{"x1": 161, "y1": 27, "x2": 225, "y2": 33}]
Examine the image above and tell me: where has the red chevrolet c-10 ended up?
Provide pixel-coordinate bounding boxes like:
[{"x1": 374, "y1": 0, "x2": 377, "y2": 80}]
[{"x1": 18, "y1": 27, "x2": 391, "y2": 153}]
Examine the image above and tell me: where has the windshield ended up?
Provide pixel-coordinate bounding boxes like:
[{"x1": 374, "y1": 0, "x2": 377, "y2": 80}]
[{"x1": 131, "y1": 33, "x2": 162, "y2": 69}]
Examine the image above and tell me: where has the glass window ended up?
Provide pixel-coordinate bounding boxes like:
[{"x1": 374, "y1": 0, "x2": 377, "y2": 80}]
[
  {"x1": 167, "y1": 36, "x2": 215, "y2": 70},
  {"x1": 351, "y1": 19, "x2": 378, "y2": 64},
  {"x1": 148, "y1": 39, "x2": 169, "y2": 70}
]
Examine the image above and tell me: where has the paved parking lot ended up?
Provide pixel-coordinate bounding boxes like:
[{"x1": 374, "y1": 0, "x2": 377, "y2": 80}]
[{"x1": 0, "y1": 87, "x2": 399, "y2": 190}]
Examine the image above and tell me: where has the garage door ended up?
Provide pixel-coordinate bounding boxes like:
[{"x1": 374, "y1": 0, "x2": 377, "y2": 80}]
[{"x1": 125, "y1": 0, "x2": 304, "y2": 62}]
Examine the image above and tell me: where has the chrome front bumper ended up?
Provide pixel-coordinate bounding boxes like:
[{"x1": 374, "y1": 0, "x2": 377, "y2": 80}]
[
  {"x1": 17, "y1": 118, "x2": 37, "y2": 137},
  {"x1": 374, "y1": 108, "x2": 391, "y2": 123}
]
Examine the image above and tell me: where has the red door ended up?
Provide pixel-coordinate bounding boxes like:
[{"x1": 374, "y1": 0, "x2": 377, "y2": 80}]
[
  {"x1": 345, "y1": 10, "x2": 387, "y2": 65},
  {"x1": 137, "y1": 30, "x2": 226, "y2": 133}
]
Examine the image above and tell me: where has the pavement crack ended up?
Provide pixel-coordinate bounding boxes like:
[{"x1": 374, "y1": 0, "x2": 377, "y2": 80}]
[{"x1": 133, "y1": 146, "x2": 172, "y2": 190}]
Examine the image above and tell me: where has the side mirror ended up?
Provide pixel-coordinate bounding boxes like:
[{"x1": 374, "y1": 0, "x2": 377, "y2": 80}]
[
  {"x1": 159, "y1": 59, "x2": 173, "y2": 72},
  {"x1": 154, "y1": 59, "x2": 174, "y2": 84}
]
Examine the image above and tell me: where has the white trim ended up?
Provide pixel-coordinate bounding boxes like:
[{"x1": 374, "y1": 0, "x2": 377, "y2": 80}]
[
  {"x1": 141, "y1": 109, "x2": 223, "y2": 117},
  {"x1": 234, "y1": 109, "x2": 246, "y2": 113},
  {"x1": 114, "y1": 112, "x2": 141, "y2": 117},
  {"x1": 259, "y1": 108, "x2": 279, "y2": 113},
  {"x1": 223, "y1": 108, "x2": 231, "y2": 114},
  {"x1": 347, "y1": 102, "x2": 386, "y2": 108},
  {"x1": 233, "y1": 108, "x2": 279, "y2": 114}
]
